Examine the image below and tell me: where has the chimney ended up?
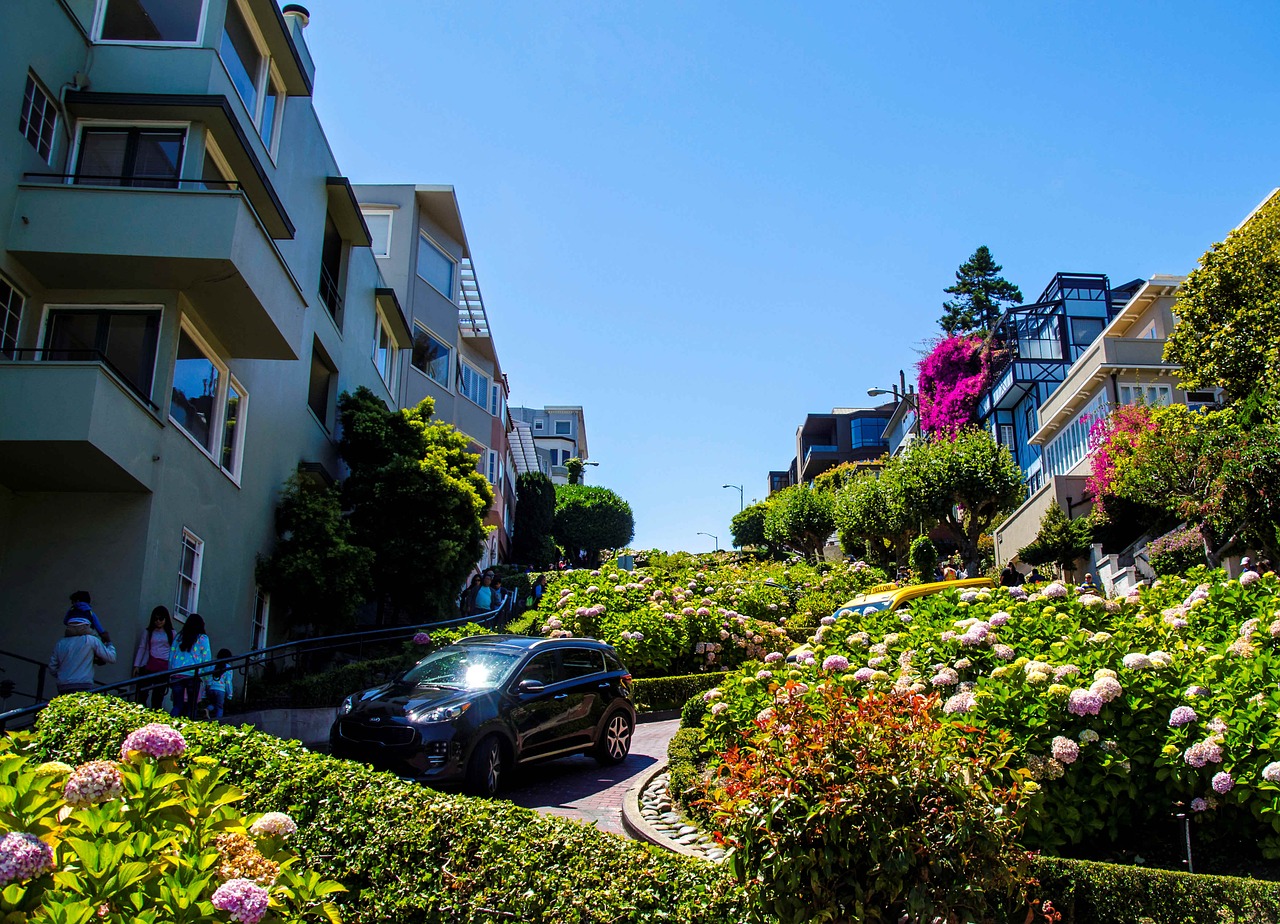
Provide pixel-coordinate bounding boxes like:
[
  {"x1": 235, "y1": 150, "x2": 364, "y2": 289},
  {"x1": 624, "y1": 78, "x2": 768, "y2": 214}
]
[{"x1": 282, "y1": 3, "x2": 310, "y2": 30}]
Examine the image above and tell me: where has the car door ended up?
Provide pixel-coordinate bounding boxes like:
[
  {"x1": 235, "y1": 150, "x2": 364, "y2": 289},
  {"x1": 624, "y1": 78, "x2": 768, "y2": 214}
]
[
  {"x1": 507, "y1": 651, "x2": 566, "y2": 760},
  {"x1": 556, "y1": 647, "x2": 608, "y2": 748}
]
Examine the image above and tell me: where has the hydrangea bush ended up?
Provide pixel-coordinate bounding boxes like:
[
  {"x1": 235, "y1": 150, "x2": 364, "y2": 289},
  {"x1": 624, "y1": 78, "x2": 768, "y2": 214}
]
[
  {"x1": 0, "y1": 723, "x2": 343, "y2": 923},
  {"x1": 687, "y1": 568, "x2": 1280, "y2": 860},
  {"x1": 528, "y1": 557, "x2": 887, "y2": 677}
]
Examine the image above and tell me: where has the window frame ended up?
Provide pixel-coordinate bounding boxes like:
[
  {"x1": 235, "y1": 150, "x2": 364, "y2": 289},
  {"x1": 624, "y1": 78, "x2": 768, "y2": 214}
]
[
  {"x1": 554, "y1": 419, "x2": 572, "y2": 436},
  {"x1": 70, "y1": 120, "x2": 189, "y2": 188},
  {"x1": 174, "y1": 527, "x2": 204, "y2": 622},
  {"x1": 371, "y1": 306, "x2": 397, "y2": 392},
  {"x1": 457, "y1": 360, "x2": 489, "y2": 409},
  {"x1": 168, "y1": 318, "x2": 248, "y2": 482},
  {"x1": 39, "y1": 303, "x2": 163, "y2": 403},
  {"x1": 533, "y1": 419, "x2": 544, "y2": 432},
  {"x1": 0, "y1": 273, "x2": 26, "y2": 360},
  {"x1": 361, "y1": 208, "x2": 395, "y2": 259},
  {"x1": 409, "y1": 322, "x2": 451, "y2": 388},
  {"x1": 217, "y1": 0, "x2": 285, "y2": 155},
  {"x1": 93, "y1": 0, "x2": 209, "y2": 46},
  {"x1": 416, "y1": 231, "x2": 456, "y2": 300},
  {"x1": 251, "y1": 588, "x2": 270, "y2": 652},
  {"x1": 19, "y1": 72, "x2": 58, "y2": 164},
  {"x1": 306, "y1": 337, "x2": 337, "y2": 432}
]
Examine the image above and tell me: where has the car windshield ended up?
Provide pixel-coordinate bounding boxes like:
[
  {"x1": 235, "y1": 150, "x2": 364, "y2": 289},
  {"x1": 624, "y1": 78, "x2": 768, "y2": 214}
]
[
  {"x1": 400, "y1": 647, "x2": 522, "y2": 690},
  {"x1": 843, "y1": 601, "x2": 890, "y2": 617}
]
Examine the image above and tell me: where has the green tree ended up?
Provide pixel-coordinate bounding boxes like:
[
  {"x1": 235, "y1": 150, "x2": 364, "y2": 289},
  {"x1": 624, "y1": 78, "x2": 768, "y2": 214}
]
[
  {"x1": 909, "y1": 535, "x2": 939, "y2": 582},
  {"x1": 1101, "y1": 400, "x2": 1280, "y2": 565},
  {"x1": 834, "y1": 473, "x2": 914, "y2": 568},
  {"x1": 553, "y1": 484, "x2": 635, "y2": 567},
  {"x1": 1165, "y1": 193, "x2": 1280, "y2": 403},
  {"x1": 255, "y1": 476, "x2": 373, "y2": 632},
  {"x1": 891, "y1": 430, "x2": 1025, "y2": 571},
  {"x1": 565, "y1": 457, "x2": 585, "y2": 485},
  {"x1": 730, "y1": 500, "x2": 771, "y2": 552},
  {"x1": 938, "y1": 245, "x2": 1023, "y2": 335},
  {"x1": 1017, "y1": 503, "x2": 1093, "y2": 577},
  {"x1": 512, "y1": 471, "x2": 558, "y2": 568},
  {"x1": 339, "y1": 387, "x2": 493, "y2": 622},
  {"x1": 763, "y1": 484, "x2": 837, "y2": 563}
]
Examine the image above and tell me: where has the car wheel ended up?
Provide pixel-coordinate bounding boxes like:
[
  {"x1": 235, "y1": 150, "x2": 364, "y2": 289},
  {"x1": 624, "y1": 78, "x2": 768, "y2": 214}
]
[
  {"x1": 466, "y1": 735, "x2": 504, "y2": 797},
  {"x1": 594, "y1": 711, "x2": 633, "y2": 765}
]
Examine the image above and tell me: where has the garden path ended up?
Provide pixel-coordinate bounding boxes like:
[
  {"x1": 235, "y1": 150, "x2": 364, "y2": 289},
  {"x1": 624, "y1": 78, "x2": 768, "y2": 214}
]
[{"x1": 503, "y1": 717, "x2": 679, "y2": 837}]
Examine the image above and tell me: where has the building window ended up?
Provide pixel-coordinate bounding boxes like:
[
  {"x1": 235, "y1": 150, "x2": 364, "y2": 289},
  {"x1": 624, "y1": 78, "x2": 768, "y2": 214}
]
[
  {"x1": 45, "y1": 307, "x2": 160, "y2": 400},
  {"x1": 1119, "y1": 383, "x2": 1172, "y2": 407},
  {"x1": 487, "y1": 450, "x2": 498, "y2": 485},
  {"x1": 533, "y1": 419, "x2": 544, "y2": 432},
  {"x1": 251, "y1": 588, "x2": 270, "y2": 651},
  {"x1": 318, "y1": 213, "x2": 344, "y2": 323},
  {"x1": 410, "y1": 324, "x2": 450, "y2": 386},
  {"x1": 174, "y1": 528, "x2": 203, "y2": 621},
  {"x1": 169, "y1": 323, "x2": 247, "y2": 477},
  {"x1": 362, "y1": 209, "x2": 394, "y2": 258},
  {"x1": 1, "y1": 274, "x2": 25, "y2": 359},
  {"x1": 307, "y1": 340, "x2": 336, "y2": 430},
  {"x1": 1024, "y1": 403, "x2": 1037, "y2": 441},
  {"x1": 75, "y1": 127, "x2": 185, "y2": 188},
  {"x1": 372, "y1": 308, "x2": 396, "y2": 390},
  {"x1": 416, "y1": 232, "x2": 454, "y2": 299},
  {"x1": 457, "y1": 362, "x2": 488, "y2": 408},
  {"x1": 998, "y1": 423, "x2": 1015, "y2": 447},
  {"x1": 219, "y1": 0, "x2": 285, "y2": 149},
  {"x1": 850, "y1": 417, "x2": 887, "y2": 450},
  {"x1": 97, "y1": 0, "x2": 205, "y2": 43},
  {"x1": 554, "y1": 420, "x2": 571, "y2": 436},
  {"x1": 19, "y1": 73, "x2": 57, "y2": 163}
]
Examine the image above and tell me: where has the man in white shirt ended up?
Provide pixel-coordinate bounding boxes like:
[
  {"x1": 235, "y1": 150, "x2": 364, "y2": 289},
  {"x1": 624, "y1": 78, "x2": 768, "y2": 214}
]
[{"x1": 48, "y1": 617, "x2": 116, "y2": 694}]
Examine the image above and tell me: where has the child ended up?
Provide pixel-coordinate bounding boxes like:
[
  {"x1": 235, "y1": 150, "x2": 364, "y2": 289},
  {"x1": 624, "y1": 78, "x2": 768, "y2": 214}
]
[
  {"x1": 204, "y1": 648, "x2": 234, "y2": 719},
  {"x1": 65, "y1": 590, "x2": 106, "y2": 636}
]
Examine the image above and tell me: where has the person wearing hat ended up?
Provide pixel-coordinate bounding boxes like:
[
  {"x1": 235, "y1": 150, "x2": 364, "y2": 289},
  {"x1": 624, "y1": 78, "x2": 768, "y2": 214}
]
[
  {"x1": 48, "y1": 618, "x2": 116, "y2": 694},
  {"x1": 1242, "y1": 556, "x2": 1258, "y2": 574}
]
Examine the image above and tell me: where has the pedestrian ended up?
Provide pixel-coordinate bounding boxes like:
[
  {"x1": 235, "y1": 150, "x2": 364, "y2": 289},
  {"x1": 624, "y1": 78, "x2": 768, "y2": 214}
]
[
  {"x1": 64, "y1": 590, "x2": 107, "y2": 636},
  {"x1": 203, "y1": 648, "x2": 234, "y2": 719},
  {"x1": 461, "y1": 574, "x2": 482, "y2": 616},
  {"x1": 169, "y1": 613, "x2": 211, "y2": 718},
  {"x1": 942, "y1": 560, "x2": 959, "y2": 581},
  {"x1": 132, "y1": 606, "x2": 174, "y2": 710},
  {"x1": 1028, "y1": 567, "x2": 1044, "y2": 583},
  {"x1": 491, "y1": 575, "x2": 506, "y2": 612},
  {"x1": 48, "y1": 618, "x2": 116, "y2": 694},
  {"x1": 1000, "y1": 562, "x2": 1022, "y2": 587},
  {"x1": 1078, "y1": 572, "x2": 1099, "y2": 593},
  {"x1": 471, "y1": 572, "x2": 495, "y2": 616},
  {"x1": 529, "y1": 574, "x2": 547, "y2": 608}
]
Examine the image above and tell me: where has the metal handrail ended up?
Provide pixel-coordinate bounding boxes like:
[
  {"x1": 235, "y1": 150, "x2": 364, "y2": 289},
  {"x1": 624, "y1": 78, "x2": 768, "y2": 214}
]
[
  {"x1": 22, "y1": 172, "x2": 240, "y2": 191},
  {"x1": 0, "y1": 602, "x2": 512, "y2": 733},
  {"x1": 4, "y1": 348, "x2": 160, "y2": 410}
]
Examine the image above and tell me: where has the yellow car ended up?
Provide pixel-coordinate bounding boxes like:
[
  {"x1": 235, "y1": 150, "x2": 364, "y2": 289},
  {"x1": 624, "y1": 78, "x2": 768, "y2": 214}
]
[{"x1": 835, "y1": 577, "x2": 997, "y2": 618}]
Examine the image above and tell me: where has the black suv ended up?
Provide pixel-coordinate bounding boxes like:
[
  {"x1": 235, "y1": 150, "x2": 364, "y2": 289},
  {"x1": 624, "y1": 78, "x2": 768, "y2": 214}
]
[{"x1": 330, "y1": 635, "x2": 636, "y2": 796}]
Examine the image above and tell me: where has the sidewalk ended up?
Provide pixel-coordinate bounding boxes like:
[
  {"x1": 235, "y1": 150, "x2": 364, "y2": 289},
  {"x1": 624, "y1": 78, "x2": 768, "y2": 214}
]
[{"x1": 504, "y1": 718, "x2": 680, "y2": 836}]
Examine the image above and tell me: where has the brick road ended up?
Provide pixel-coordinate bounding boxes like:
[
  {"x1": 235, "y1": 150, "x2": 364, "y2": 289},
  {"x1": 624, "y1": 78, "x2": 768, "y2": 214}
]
[{"x1": 503, "y1": 717, "x2": 680, "y2": 837}]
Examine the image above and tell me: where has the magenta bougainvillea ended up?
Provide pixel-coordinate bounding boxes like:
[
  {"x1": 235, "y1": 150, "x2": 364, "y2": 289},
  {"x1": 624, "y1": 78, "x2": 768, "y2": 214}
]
[
  {"x1": 917, "y1": 335, "x2": 991, "y2": 436},
  {"x1": 1085, "y1": 403, "x2": 1156, "y2": 517}
]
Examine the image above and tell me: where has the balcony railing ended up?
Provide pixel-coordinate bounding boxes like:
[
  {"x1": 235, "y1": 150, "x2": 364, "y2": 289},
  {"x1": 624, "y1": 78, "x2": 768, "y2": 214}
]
[
  {"x1": 3, "y1": 348, "x2": 159, "y2": 410},
  {"x1": 23, "y1": 172, "x2": 239, "y2": 192},
  {"x1": 318, "y1": 261, "x2": 343, "y2": 319}
]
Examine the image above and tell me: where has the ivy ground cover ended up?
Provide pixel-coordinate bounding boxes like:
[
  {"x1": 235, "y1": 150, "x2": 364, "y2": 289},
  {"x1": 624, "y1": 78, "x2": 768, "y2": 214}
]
[{"x1": 690, "y1": 569, "x2": 1280, "y2": 873}]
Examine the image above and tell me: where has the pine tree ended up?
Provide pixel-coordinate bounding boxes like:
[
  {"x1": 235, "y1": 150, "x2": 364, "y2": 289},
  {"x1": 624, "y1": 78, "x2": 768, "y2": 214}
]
[{"x1": 938, "y1": 245, "x2": 1023, "y2": 335}]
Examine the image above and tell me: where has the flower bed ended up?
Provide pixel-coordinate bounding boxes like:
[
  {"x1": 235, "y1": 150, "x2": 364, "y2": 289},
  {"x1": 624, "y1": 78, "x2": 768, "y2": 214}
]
[
  {"x1": 679, "y1": 568, "x2": 1280, "y2": 871},
  {"x1": 27, "y1": 695, "x2": 748, "y2": 924}
]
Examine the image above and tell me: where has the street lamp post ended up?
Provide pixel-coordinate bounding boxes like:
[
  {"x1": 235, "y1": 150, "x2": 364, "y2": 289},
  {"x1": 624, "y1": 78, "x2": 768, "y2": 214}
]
[
  {"x1": 722, "y1": 483, "x2": 744, "y2": 512},
  {"x1": 697, "y1": 532, "x2": 720, "y2": 552}
]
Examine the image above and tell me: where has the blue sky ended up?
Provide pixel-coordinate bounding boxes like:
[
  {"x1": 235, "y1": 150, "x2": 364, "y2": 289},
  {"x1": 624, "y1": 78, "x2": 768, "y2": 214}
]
[{"x1": 299, "y1": 1, "x2": 1280, "y2": 552}]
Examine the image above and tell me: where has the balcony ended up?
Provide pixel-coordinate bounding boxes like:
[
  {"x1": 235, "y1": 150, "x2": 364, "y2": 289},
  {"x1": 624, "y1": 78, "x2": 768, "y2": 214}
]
[
  {"x1": 0, "y1": 360, "x2": 162, "y2": 492},
  {"x1": 8, "y1": 180, "x2": 307, "y2": 360},
  {"x1": 1033, "y1": 337, "x2": 1176, "y2": 443}
]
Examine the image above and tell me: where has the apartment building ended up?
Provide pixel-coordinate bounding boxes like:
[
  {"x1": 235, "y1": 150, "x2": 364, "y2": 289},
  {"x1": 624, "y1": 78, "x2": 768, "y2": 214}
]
[
  {"x1": 790, "y1": 404, "x2": 894, "y2": 485},
  {"x1": 509, "y1": 406, "x2": 588, "y2": 485},
  {"x1": 352, "y1": 184, "x2": 517, "y2": 566},
  {"x1": 0, "y1": 0, "x2": 411, "y2": 688},
  {"x1": 991, "y1": 275, "x2": 1205, "y2": 588}
]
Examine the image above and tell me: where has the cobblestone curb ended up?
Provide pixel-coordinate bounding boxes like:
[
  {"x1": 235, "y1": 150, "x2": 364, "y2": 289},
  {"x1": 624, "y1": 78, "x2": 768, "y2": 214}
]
[{"x1": 621, "y1": 759, "x2": 725, "y2": 863}]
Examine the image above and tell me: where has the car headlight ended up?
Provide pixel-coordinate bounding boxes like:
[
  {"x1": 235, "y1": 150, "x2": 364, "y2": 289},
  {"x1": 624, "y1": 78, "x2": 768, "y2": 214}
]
[
  {"x1": 338, "y1": 694, "x2": 355, "y2": 715},
  {"x1": 412, "y1": 702, "x2": 471, "y2": 724}
]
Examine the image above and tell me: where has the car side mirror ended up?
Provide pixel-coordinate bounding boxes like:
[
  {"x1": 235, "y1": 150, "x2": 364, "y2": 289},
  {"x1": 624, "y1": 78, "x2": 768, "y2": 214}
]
[{"x1": 517, "y1": 679, "x2": 546, "y2": 695}]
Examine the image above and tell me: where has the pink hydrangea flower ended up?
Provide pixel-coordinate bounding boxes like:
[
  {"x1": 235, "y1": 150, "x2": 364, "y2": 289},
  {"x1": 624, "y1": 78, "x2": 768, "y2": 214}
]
[
  {"x1": 63, "y1": 761, "x2": 124, "y2": 807},
  {"x1": 959, "y1": 591, "x2": 979, "y2": 603},
  {"x1": 943, "y1": 691, "x2": 975, "y2": 714},
  {"x1": 1067, "y1": 689, "x2": 1103, "y2": 716},
  {"x1": 1190, "y1": 797, "x2": 1209, "y2": 812},
  {"x1": 821, "y1": 655, "x2": 849, "y2": 672},
  {"x1": 1090, "y1": 677, "x2": 1123, "y2": 703},
  {"x1": 702, "y1": 688, "x2": 722, "y2": 702},
  {"x1": 1241, "y1": 570, "x2": 1261, "y2": 586},
  {"x1": 852, "y1": 667, "x2": 875, "y2": 682},
  {"x1": 1212, "y1": 771, "x2": 1234, "y2": 794},
  {"x1": 1263, "y1": 762, "x2": 1280, "y2": 783},
  {"x1": 0, "y1": 832, "x2": 54, "y2": 885},
  {"x1": 993, "y1": 644, "x2": 1016, "y2": 660},
  {"x1": 710, "y1": 702, "x2": 728, "y2": 715},
  {"x1": 755, "y1": 670, "x2": 773, "y2": 681},
  {"x1": 1184, "y1": 741, "x2": 1224, "y2": 768},
  {"x1": 1122, "y1": 653, "x2": 1151, "y2": 670},
  {"x1": 1169, "y1": 706, "x2": 1197, "y2": 727},
  {"x1": 930, "y1": 668, "x2": 959, "y2": 687},
  {"x1": 120, "y1": 723, "x2": 187, "y2": 761},
  {"x1": 1043, "y1": 582, "x2": 1068, "y2": 599},
  {"x1": 764, "y1": 652, "x2": 784, "y2": 663},
  {"x1": 1051, "y1": 735, "x2": 1080, "y2": 765},
  {"x1": 249, "y1": 812, "x2": 298, "y2": 837},
  {"x1": 212, "y1": 879, "x2": 271, "y2": 924},
  {"x1": 412, "y1": 632, "x2": 433, "y2": 646},
  {"x1": 989, "y1": 612, "x2": 1011, "y2": 627},
  {"x1": 820, "y1": 615, "x2": 836, "y2": 626},
  {"x1": 696, "y1": 607, "x2": 711, "y2": 617}
]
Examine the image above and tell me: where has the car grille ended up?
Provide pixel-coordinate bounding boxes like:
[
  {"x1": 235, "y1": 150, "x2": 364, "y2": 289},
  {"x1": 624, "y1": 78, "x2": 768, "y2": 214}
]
[{"x1": 338, "y1": 720, "x2": 416, "y2": 747}]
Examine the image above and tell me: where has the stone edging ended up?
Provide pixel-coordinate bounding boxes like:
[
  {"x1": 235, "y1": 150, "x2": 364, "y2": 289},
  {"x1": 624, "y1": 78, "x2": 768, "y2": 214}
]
[{"x1": 621, "y1": 759, "x2": 725, "y2": 862}]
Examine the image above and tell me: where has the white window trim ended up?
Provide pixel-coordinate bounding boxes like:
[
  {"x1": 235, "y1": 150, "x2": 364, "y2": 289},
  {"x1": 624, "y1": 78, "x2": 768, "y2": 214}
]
[
  {"x1": 93, "y1": 0, "x2": 210, "y2": 45},
  {"x1": 202, "y1": 133, "x2": 235, "y2": 187},
  {"x1": 554, "y1": 419, "x2": 572, "y2": 436},
  {"x1": 533, "y1": 419, "x2": 545, "y2": 431},
  {"x1": 251, "y1": 588, "x2": 270, "y2": 652},
  {"x1": 174, "y1": 527, "x2": 204, "y2": 622},
  {"x1": 416, "y1": 230, "x2": 457, "y2": 300},
  {"x1": 20, "y1": 72, "x2": 59, "y2": 165},
  {"x1": 371, "y1": 306, "x2": 397, "y2": 392},
  {"x1": 168, "y1": 317, "x2": 247, "y2": 484},
  {"x1": 1, "y1": 272, "x2": 27, "y2": 359},
  {"x1": 217, "y1": 0, "x2": 285, "y2": 158},
  {"x1": 69, "y1": 119, "x2": 191, "y2": 186},
  {"x1": 409, "y1": 321, "x2": 452, "y2": 388},
  {"x1": 457, "y1": 360, "x2": 489, "y2": 409},
  {"x1": 361, "y1": 207, "x2": 396, "y2": 258}
]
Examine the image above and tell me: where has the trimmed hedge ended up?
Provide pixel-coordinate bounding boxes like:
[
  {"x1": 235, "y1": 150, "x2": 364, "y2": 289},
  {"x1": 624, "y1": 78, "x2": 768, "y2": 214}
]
[
  {"x1": 30, "y1": 695, "x2": 748, "y2": 924},
  {"x1": 631, "y1": 672, "x2": 728, "y2": 713},
  {"x1": 666, "y1": 719, "x2": 1280, "y2": 924},
  {"x1": 244, "y1": 653, "x2": 410, "y2": 710}
]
